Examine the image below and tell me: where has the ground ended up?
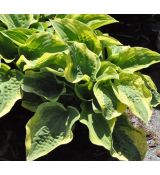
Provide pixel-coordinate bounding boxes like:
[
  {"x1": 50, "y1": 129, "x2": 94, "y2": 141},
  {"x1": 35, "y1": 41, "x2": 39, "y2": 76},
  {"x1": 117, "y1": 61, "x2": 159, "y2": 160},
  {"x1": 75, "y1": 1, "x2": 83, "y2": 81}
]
[{"x1": 128, "y1": 109, "x2": 160, "y2": 161}]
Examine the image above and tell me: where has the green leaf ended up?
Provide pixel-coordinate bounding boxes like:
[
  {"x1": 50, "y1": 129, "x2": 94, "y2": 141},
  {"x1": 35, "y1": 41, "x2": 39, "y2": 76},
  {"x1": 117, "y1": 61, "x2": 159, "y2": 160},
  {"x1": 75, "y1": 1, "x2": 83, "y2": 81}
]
[
  {"x1": 96, "y1": 31, "x2": 122, "y2": 48},
  {"x1": 108, "y1": 46, "x2": 160, "y2": 73},
  {"x1": 56, "y1": 14, "x2": 118, "y2": 30},
  {"x1": 0, "y1": 69, "x2": 23, "y2": 118},
  {"x1": 94, "y1": 80, "x2": 126, "y2": 120},
  {"x1": 0, "y1": 14, "x2": 37, "y2": 29},
  {"x1": 96, "y1": 62, "x2": 120, "y2": 81},
  {"x1": 0, "y1": 31, "x2": 17, "y2": 62},
  {"x1": 80, "y1": 102, "x2": 116, "y2": 151},
  {"x1": 29, "y1": 21, "x2": 51, "y2": 32},
  {"x1": 139, "y1": 73, "x2": 160, "y2": 107},
  {"x1": 18, "y1": 52, "x2": 68, "y2": 77},
  {"x1": 65, "y1": 42, "x2": 100, "y2": 83},
  {"x1": 26, "y1": 102, "x2": 80, "y2": 160},
  {"x1": 31, "y1": 53, "x2": 67, "y2": 76},
  {"x1": 50, "y1": 18, "x2": 101, "y2": 54},
  {"x1": 19, "y1": 32, "x2": 68, "y2": 60},
  {"x1": 22, "y1": 92, "x2": 44, "y2": 112},
  {"x1": 107, "y1": 45, "x2": 130, "y2": 58},
  {"x1": 2, "y1": 28, "x2": 34, "y2": 46},
  {"x1": 0, "y1": 63, "x2": 10, "y2": 75},
  {"x1": 23, "y1": 70, "x2": 65, "y2": 101},
  {"x1": 75, "y1": 80, "x2": 93, "y2": 101},
  {"x1": 112, "y1": 115, "x2": 147, "y2": 160},
  {"x1": 112, "y1": 72, "x2": 152, "y2": 123}
]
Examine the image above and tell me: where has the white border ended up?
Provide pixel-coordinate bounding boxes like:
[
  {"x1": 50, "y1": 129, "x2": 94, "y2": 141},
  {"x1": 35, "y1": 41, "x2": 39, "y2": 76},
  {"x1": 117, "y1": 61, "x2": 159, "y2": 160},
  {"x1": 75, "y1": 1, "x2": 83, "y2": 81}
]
[
  {"x1": 0, "y1": 0, "x2": 160, "y2": 174},
  {"x1": 0, "y1": 161, "x2": 160, "y2": 175},
  {"x1": 0, "y1": 0, "x2": 160, "y2": 14}
]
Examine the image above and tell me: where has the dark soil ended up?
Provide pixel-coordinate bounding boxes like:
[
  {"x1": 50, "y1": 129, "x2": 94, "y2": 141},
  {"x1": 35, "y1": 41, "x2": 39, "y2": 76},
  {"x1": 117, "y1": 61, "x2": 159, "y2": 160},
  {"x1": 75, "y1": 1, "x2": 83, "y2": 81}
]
[{"x1": 0, "y1": 14, "x2": 160, "y2": 161}]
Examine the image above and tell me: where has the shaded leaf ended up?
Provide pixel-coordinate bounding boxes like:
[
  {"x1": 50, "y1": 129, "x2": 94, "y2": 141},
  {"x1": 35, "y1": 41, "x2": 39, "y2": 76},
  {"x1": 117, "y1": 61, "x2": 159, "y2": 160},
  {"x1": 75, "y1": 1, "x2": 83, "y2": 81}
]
[
  {"x1": 26, "y1": 102, "x2": 80, "y2": 160},
  {"x1": 75, "y1": 80, "x2": 93, "y2": 100},
  {"x1": 0, "y1": 31, "x2": 17, "y2": 62},
  {"x1": 23, "y1": 70, "x2": 65, "y2": 101},
  {"x1": 112, "y1": 115, "x2": 147, "y2": 160},
  {"x1": 80, "y1": 102, "x2": 116, "y2": 151},
  {"x1": 22, "y1": 92, "x2": 44, "y2": 112}
]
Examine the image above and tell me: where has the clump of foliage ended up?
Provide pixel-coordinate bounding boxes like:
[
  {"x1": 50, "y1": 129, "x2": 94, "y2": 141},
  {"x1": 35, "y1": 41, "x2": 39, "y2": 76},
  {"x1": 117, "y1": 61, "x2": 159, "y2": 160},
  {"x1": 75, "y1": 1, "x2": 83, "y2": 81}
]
[{"x1": 0, "y1": 14, "x2": 160, "y2": 161}]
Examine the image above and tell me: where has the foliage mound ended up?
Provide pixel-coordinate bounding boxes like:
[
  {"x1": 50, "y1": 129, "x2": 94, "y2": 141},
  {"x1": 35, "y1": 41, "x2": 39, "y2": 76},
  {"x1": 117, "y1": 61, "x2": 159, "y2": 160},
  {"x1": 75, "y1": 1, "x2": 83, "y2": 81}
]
[{"x1": 0, "y1": 14, "x2": 160, "y2": 160}]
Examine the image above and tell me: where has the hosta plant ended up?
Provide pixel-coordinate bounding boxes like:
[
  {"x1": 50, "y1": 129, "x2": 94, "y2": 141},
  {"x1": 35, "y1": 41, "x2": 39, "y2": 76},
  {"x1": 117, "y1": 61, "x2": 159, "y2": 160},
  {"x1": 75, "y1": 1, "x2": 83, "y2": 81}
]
[{"x1": 0, "y1": 14, "x2": 160, "y2": 161}]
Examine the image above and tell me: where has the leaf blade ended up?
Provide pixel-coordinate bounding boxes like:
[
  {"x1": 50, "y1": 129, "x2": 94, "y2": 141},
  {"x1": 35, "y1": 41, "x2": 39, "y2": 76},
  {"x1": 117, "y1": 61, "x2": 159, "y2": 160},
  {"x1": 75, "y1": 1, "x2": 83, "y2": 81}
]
[
  {"x1": 26, "y1": 102, "x2": 80, "y2": 160},
  {"x1": 112, "y1": 72, "x2": 152, "y2": 123}
]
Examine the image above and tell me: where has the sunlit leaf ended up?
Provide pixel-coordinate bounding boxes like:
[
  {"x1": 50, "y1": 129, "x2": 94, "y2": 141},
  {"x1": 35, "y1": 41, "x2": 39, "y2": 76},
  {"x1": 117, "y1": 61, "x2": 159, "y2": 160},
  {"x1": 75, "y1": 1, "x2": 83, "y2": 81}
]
[
  {"x1": 112, "y1": 72, "x2": 152, "y2": 123},
  {"x1": 94, "y1": 80, "x2": 126, "y2": 120},
  {"x1": 139, "y1": 73, "x2": 160, "y2": 107},
  {"x1": 50, "y1": 18, "x2": 101, "y2": 54},
  {"x1": 0, "y1": 14, "x2": 37, "y2": 29},
  {"x1": 56, "y1": 14, "x2": 118, "y2": 29},
  {"x1": 19, "y1": 32, "x2": 68, "y2": 60},
  {"x1": 65, "y1": 42, "x2": 100, "y2": 83},
  {"x1": 0, "y1": 69, "x2": 23, "y2": 118},
  {"x1": 108, "y1": 46, "x2": 160, "y2": 72}
]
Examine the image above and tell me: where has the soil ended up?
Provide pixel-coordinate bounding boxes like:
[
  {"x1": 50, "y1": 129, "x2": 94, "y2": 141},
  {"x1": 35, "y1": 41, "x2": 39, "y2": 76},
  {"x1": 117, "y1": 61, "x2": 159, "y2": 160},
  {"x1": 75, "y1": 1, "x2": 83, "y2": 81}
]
[{"x1": 0, "y1": 14, "x2": 160, "y2": 161}]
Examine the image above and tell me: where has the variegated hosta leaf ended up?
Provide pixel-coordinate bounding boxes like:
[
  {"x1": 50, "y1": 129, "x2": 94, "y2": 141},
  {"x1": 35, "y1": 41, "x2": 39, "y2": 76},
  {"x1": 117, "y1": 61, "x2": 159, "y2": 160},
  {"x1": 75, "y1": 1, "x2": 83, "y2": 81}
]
[
  {"x1": 112, "y1": 115, "x2": 147, "y2": 160},
  {"x1": 18, "y1": 52, "x2": 68, "y2": 77},
  {"x1": 108, "y1": 45, "x2": 160, "y2": 73},
  {"x1": 139, "y1": 73, "x2": 160, "y2": 107},
  {"x1": 95, "y1": 31, "x2": 122, "y2": 48},
  {"x1": 112, "y1": 72, "x2": 152, "y2": 123},
  {"x1": 96, "y1": 62, "x2": 120, "y2": 81},
  {"x1": 94, "y1": 80, "x2": 126, "y2": 120},
  {"x1": 22, "y1": 92, "x2": 44, "y2": 112},
  {"x1": 0, "y1": 31, "x2": 17, "y2": 62},
  {"x1": 2, "y1": 28, "x2": 34, "y2": 46},
  {"x1": 98, "y1": 34, "x2": 122, "y2": 48},
  {"x1": 75, "y1": 80, "x2": 93, "y2": 101},
  {"x1": 56, "y1": 14, "x2": 118, "y2": 30},
  {"x1": 0, "y1": 20, "x2": 6, "y2": 30},
  {"x1": 65, "y1": 42, "x2": 100, "y2": 83},
  {"x1": 29, "y1": 21, "x2": 52, "y2": 32},
  {"x1": 0, "y1": 63, "x2": 10, "y2": 75},
  {"x1": 80, "y1": 102, "x2": 116, "y2": 151},
  {"x1": 50, "y1": 18, "x2": 101, "y2": 54},
  {"x1": 107, "y1": 45, "x2": 130, "y2": 58},
  {"x1": 19, "y1": 32, "x2": 68, "y2": 60},
  {"x1": 26, "y1": 102, "x2": 80, "y2": 160},
  {"x1": 0, "y1": 14, "x2": 37, "y2": 29},
  {"x1": 23, "y1": 70, "x2": 65, "y2": 101},
  {"x1": 0, "y1": 69, "x2": 23, "y2": 118}
]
